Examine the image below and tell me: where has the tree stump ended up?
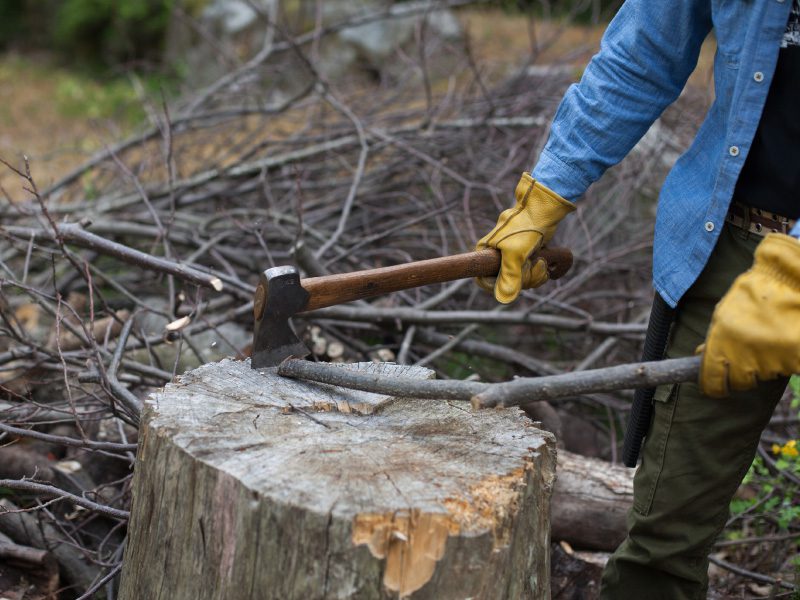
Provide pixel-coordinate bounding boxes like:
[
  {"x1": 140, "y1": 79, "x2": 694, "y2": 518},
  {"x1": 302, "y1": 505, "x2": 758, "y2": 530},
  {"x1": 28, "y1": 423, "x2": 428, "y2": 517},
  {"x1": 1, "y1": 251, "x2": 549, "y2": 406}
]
[{"x1": 119, "y1": 359, "x2": 556, "y2": 599}]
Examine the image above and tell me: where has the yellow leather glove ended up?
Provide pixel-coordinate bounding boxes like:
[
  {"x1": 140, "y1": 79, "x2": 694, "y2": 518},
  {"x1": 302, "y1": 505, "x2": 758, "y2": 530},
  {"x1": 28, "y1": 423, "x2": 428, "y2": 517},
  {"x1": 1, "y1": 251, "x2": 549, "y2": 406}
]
[
  {"x1": 699, "y1": 233, "x2": 800, "y2": 398},
  {"x1": 476, "y1": 173, "x2": 575, "y2": 303}
]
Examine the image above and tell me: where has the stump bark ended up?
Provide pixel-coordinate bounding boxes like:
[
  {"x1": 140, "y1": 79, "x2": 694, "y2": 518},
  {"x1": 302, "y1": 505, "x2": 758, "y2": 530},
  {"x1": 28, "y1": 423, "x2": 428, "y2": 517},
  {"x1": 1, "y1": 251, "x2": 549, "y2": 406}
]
[{"x1": 119, "y1": 359, "x2": 556, "y2": 600}]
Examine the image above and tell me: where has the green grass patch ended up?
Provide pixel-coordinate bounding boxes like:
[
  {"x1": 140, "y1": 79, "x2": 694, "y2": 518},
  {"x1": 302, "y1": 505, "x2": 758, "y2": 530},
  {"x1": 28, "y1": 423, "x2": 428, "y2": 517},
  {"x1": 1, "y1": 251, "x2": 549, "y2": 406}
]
[{"x1": 0, "y1": 54, "x2": 178, "y2": 128}]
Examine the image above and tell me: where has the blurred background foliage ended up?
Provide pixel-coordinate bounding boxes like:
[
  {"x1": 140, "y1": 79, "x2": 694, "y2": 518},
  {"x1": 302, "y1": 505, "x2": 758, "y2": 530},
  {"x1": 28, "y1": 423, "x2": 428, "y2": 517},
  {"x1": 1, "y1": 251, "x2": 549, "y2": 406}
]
[
  {"x1": 0, "y1": 0, "x2": 175, "y2": 69},
  {"x1": 0, "y1": 0, "x2": 620, "y2": 73},
  {"x1": 53, "y1": 0, "x2": 174, "y2": 65}
]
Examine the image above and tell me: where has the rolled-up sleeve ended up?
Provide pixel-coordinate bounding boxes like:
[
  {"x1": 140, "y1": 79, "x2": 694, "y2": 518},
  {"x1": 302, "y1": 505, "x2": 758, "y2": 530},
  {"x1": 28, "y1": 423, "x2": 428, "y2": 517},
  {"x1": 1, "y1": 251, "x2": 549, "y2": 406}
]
[{"x1": 533, "y1": 0, "x2": 713, "y2": 201}]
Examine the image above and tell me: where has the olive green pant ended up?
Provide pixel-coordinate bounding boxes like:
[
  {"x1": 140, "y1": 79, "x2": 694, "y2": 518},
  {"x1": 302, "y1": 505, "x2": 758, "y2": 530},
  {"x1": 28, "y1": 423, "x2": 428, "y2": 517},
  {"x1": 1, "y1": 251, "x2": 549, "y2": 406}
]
[{"x1": 600, "y1": 223, "x2": 788, "y2": 599}]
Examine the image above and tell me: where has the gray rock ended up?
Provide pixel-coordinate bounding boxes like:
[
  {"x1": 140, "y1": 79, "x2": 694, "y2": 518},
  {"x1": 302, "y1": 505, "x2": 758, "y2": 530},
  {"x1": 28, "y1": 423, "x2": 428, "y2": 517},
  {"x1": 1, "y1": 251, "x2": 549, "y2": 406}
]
[
  {"x1": 325, "y1": 0, "x2": 463, "y2": 75},
  {"x1": 165, "y1": 0, "x2": 278, "y2": 88},
  {"x1": 202, "y1": 0, "x2": 268, "y2": 34},
  {"x1": 166, "y1": 0, "x2": 463, "y2": 89}
]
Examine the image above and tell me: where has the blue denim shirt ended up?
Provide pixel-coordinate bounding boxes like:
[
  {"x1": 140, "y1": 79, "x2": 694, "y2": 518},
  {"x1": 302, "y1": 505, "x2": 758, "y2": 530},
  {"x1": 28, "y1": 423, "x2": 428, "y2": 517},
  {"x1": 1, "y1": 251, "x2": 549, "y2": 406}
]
[{"x1": 532, "y1": 0, "x2": 793, "y2": 307}]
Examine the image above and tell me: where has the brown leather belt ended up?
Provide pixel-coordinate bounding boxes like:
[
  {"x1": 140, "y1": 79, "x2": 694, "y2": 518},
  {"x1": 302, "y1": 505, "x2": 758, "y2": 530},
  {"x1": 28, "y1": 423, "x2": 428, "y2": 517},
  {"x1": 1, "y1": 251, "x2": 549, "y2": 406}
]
[{"x1": 726, "y1": 202, "x2": 796, "y2": 237}]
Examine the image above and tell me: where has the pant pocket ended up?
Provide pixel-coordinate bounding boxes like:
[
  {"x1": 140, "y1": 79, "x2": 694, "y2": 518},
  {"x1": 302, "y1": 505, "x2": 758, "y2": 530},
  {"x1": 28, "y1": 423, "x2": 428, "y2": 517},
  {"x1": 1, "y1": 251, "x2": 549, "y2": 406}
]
[{"x1": 632, "y1": 383, "x2": 679, "y2": 516}]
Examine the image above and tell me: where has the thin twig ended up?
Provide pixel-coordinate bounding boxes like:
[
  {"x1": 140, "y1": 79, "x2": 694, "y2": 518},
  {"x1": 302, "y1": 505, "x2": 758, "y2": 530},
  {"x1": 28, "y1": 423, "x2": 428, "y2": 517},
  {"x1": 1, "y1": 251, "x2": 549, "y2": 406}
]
[
  {"x1": 306, "y1": 305, "x2": 647, "y2": 334},
  {"x1": 2, "y1": 223, "x2": 223, "y2": 291},
  {"x1": 0, "y1": 480, "x2": 130, "y2": 520},
  {"x1": 708, "y1": 555, "x2": 796, "y2": 591}
]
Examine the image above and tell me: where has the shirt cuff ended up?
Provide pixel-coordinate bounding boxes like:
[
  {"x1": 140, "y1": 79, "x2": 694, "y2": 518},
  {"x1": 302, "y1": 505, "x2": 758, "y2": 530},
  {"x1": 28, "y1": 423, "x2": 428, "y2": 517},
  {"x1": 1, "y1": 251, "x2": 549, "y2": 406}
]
[
  {"x1": 790, "y1": 221, "x2": 800, "y2": 239},
  {"x1": 531, "y1": 149, "x2": 592, "y2": 202}
]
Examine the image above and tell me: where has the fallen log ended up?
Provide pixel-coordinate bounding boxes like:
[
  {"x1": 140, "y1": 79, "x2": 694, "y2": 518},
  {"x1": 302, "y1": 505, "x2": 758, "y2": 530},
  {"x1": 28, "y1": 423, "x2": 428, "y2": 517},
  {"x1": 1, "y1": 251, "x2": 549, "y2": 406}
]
[
  {"x1": 119, "y1": 359, "x2": 558, "y2": 599},
  {"x1": 552, "y1": 451, "x2": 634, "y2": 552},
  {"x1": 0, "y1": 499, "x2": 100, "y2": 593},
  {"x1": 0, "y1": 534, "x2": 49, "y2": 565},
  {"x1": 0, "y1": 531, "x2": 59, "y2": 600}
]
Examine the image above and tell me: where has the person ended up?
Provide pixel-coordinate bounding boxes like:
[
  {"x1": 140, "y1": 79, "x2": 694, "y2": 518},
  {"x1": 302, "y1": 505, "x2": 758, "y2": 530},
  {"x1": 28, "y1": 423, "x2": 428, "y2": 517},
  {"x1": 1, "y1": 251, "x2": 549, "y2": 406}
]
[{"x1": 475, "y1": 0, "x2": 800, "y2": 598}]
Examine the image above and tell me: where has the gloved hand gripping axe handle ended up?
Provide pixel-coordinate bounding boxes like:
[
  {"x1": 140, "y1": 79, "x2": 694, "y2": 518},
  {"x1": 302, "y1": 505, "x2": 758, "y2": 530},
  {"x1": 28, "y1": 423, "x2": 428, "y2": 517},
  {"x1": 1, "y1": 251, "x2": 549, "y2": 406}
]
[{"x1": 621, "y1": 293, "x2": 677, "y2": 468}]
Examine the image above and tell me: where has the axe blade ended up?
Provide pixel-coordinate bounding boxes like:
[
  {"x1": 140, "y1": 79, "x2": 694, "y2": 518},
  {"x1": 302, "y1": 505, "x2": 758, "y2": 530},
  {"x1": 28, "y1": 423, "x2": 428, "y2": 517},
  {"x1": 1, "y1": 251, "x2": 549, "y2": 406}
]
[{"x1": 251, "y1": 266, "x2": 311, "y2": 369}]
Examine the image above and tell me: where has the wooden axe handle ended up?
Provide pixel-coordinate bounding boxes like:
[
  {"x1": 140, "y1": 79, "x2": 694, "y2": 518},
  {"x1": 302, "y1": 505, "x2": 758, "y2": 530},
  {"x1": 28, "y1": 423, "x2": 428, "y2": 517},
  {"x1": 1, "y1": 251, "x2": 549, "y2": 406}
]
[{"x1": 301, "y1": 247, "x2": 573, "y2": 312}]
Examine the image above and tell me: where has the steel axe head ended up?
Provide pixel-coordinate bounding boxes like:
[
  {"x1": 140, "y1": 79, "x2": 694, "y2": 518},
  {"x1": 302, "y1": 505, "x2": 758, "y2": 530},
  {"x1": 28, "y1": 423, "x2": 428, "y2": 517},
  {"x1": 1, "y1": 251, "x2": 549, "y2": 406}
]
[{"x1": 251, "y1": 266, "x2": 311, "y2": 368}]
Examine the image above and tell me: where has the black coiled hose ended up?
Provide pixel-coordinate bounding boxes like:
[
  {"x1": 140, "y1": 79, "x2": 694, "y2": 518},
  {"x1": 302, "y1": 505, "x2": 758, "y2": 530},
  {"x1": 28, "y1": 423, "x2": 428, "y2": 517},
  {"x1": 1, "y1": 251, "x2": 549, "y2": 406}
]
[{"x1": 621, "y1": 293, "x2": 677, "y2": 468}]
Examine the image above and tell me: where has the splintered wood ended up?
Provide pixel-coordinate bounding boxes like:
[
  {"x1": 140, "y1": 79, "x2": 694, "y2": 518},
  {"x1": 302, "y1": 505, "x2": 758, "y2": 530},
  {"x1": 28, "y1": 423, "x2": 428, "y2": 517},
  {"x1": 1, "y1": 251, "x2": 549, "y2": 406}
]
[{"x1": 119, "y1": 360, "x2": 556, "y2": 599}]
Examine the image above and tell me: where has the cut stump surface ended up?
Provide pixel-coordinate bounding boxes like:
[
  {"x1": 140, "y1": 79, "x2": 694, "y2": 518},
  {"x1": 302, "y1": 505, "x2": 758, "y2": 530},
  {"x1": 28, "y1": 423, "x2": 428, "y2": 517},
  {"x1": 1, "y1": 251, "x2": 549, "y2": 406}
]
[{"x1": 119, "y1": 359, "x2": 556, "y2": 599}]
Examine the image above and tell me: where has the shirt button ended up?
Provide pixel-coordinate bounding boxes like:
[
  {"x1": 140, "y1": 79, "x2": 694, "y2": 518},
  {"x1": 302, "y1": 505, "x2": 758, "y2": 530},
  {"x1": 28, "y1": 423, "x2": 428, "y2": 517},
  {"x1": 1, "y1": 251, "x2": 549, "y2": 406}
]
[
  {"x1": 705, "y1": 221, "x2": 715, "y2": 232},
  {"x1": 729, "y1": 145, "x2": 740, "y2": 157},
  {"x1": 753, "y1": 71, "x2": 764, "y2": 82}
]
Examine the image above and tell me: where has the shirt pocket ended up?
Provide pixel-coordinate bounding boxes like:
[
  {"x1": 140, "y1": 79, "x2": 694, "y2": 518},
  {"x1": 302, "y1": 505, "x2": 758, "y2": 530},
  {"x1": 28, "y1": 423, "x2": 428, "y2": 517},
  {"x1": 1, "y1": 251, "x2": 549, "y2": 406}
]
[{"x1": 632, "y1": 383, "x2": 679, "y2": 515}]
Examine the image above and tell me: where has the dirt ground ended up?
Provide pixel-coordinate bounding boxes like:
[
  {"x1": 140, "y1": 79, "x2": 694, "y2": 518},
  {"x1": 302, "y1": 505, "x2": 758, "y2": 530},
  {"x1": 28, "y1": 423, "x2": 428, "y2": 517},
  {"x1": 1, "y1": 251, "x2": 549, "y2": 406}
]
[{"x1": 0, "y1": 54, "x2": 145, "y2": 199}]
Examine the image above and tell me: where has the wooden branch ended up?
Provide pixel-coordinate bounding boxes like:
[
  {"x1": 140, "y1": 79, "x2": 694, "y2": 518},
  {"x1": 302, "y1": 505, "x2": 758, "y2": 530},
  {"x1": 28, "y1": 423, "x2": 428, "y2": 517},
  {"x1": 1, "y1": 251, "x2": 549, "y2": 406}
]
[
  {"x1": 0, "y1": 401, "x2": 80, "y2": 423},
  {"x1": 305, "y1": 305, "x2": 648, "y2": 335},
  {"x1": 708, "y1": 556, "x2": 796, "y2": 591},
  {"x1": 277, "y1": 357, "x2": 702, "y2": 408},
  {"x1": 76, "y1": 562, "x2": 123, "y2": 600},
  {"x1": 0, "y1": 422, "x2": 137, "y2": 453},
  {"x1": 0, "y1": 480, "x2": 130, "y2": 520},
  {"x1": 0, "y1": 531, "x2": 59, "y2": 599},
  {"x1": 0, "y1": 539, "x2": 49, "y2": 565},
  {"x1": 277, "y1": 358, "x2": 486, "y2": 399},
  {"x1": 471, "y1": 356, "x2": 701, "y2": 409},
  {"x1": 313, "y1": 90, "x2": 369, "y2": 259},
  {"x1": 104, "y1": 315, "x2": 143, "y2": 422},
  {"x1": 2, "y1": 223, "x2": 223, "y2": 291}
]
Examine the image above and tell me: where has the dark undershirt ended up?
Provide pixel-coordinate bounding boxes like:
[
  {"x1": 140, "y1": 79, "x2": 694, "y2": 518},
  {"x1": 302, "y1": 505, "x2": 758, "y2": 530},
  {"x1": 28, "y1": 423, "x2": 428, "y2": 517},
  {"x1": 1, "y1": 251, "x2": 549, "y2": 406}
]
[{"x1": 732, "y1": 0, "x2": 800, "y2": 218}]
